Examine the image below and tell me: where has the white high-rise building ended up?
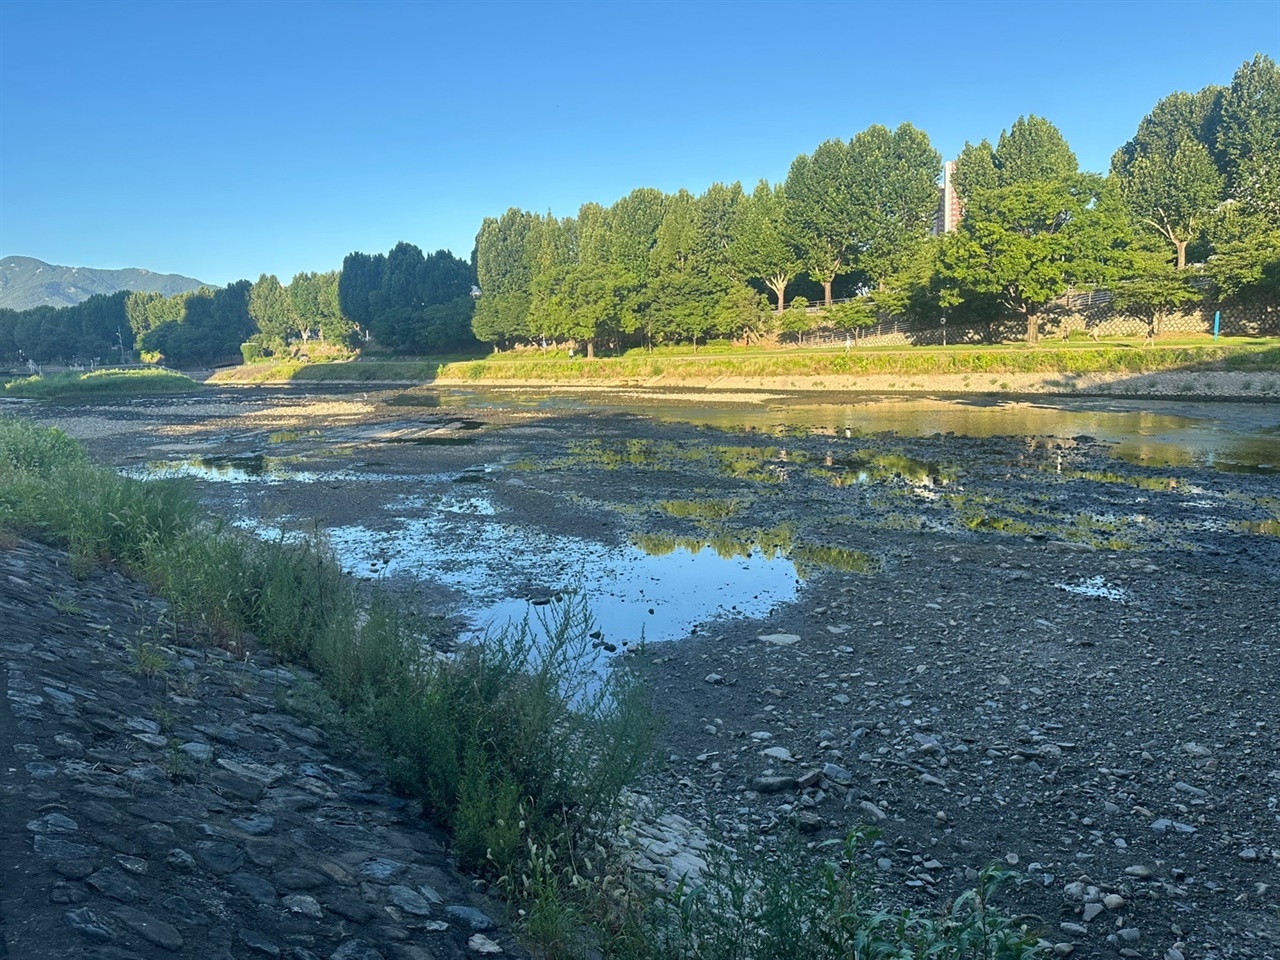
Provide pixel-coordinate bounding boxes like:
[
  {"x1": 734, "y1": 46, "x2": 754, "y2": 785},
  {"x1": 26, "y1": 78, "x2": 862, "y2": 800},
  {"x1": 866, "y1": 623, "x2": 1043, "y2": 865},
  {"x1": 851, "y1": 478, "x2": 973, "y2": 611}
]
[{"x1": 933, "y1": 160, "x2": 962, "y2": 235}]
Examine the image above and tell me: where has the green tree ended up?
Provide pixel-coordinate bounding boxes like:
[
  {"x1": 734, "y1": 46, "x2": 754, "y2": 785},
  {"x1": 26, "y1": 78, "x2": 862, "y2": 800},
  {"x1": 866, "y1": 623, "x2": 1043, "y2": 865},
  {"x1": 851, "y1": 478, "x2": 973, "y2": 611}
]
[
  {"x1": 1112, "y1": 86, "x2": 1228, "y2": 269},
  {"x1": 940, "y1": 176, "x2": 1122, "y2": 345},
  {"x1": 249, "y1": 274, "x2": 297, "y2": 344},
  {"x1": 954, "y1": 139, "x2": 999, "y2": 203},
  {"x1": 1217, "y1": 53, "x2": 1280, "y2": 223},
  {"x1": 994, "y1": 115, "x2": 1078, "y2": 185},
  {"x1": 1205, "y1": 225, "x2": 1280, "y2": 303},
  {"x1": 713, "y1": 283, "x2": 773, "y2": 344},
  {"x1": 729, "y1": 180, "x2": 802, "y2": 314},
  {"x1": 607, "y1": 188, "x2": 667, "y2": 278},
  {"x1": 1111, "y1": 251, "x2": 1205, "y2": 338},
  {"x1": 850, "y1": 123, "x2": 942, "y2": 288},
  {"x1": 1114, "y1": 138, "x2": 1223, "y2": 269},
  {"x1": 693, "y1": 182, "x2": 746, "y2": 283},
  {"x1": 534, "y1": 263, "x2": 635, "y2": 357},
  {"x1": 785, "y1": 140, "x2": 855, "y2": 306},
  {"x1": 472, "y1": 208, "x2": 539, "y2": 345}
]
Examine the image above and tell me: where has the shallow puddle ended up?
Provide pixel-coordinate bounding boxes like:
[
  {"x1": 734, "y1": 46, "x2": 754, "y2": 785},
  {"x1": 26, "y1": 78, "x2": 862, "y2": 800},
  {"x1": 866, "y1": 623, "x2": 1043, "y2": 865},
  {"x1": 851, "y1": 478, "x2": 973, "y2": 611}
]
[
  {"x1": 126, "y1": 455, "x2": 314, "y2": 483},
  {"x1": 243, "y1": 511, "x2": 803, "y2": 644}
]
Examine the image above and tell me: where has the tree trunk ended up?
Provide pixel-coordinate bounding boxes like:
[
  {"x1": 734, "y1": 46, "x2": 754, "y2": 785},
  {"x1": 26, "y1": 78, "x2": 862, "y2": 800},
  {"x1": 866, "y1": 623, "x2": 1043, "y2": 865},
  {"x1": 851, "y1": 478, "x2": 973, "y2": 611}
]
[
  {"x1": 823, "y1": 279, "x2": 833, "y2": 307},
  {"x1": 768, "y1": 276, "x2": 787, "y2": 313},
  {"x1": 1026, "y1": 310, "x2": 1039, "y2": 346},
  {"x1": 1175, "y1": 240, "x2": 1188, "y2": 271},
  {"x1": 587, "y1": 340, "x2": 595, "y2": 359}
]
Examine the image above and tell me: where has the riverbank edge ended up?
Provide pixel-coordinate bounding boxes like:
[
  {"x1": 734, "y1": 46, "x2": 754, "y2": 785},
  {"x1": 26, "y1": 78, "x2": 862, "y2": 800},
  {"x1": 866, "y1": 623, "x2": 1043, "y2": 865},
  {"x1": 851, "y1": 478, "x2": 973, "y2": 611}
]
[{"x1": 204, "y1": 368, "x2": 1280, "y2": 401}]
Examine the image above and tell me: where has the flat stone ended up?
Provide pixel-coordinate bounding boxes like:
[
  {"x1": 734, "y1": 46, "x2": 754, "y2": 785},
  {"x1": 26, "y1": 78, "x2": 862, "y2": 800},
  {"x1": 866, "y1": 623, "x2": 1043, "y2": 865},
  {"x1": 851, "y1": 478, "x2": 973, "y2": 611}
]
[
  {"x1": 159, "y1": 896, "x2": 205, "y2": 927},
  {"x1": 179, "y1": 742, "x2": 213, "y2": 762},
  {"x1": 231, "y1": 813, "x2": 276, "y2": 836},
  {"x1": 331, "y1": 941, "x2": 386, "y2": 960},
  {"x1": 750, "y1": 776, "x2": 796, "y2": 794},
  {"x1": 325, "y1": 895, "x2": 381, "y2": 923},
  {"x1": 467, "y1": 934, "x2": 502, "y2": 955},
  {"x1": 65, "y1": 906, "x2": 114, "y2": 942},
  {"x1": 274, "y1": 866, "x2": 326, "y2": 890},
  {"x1": 27, "y1": 812, "x2": 80, "y2": 834},
  {"x1": 758, "y1": 633, "x2": 801, "y2": 646},
  {"x1": 111, "y1": 907, "x2": 184, "y2": 950},
  {"x1": 446, "y1": 905, "x2": 495, "y2": 931},
  {"x1": 165, "y1": 848, "x2": 197, "y2": 871},
  {"x1": 229, "y1": 871, "x2": 278, "y2": 906},
  {"x1": 87, "y1": 866, "x2": 141, "y2": 903},
  {"x1": 282, "y1": 894, "x2": 324, "y2": 919},
  {"x1": 35, "y1": 835, "x2": 99, "y2": 860},
  {"x1": 858, "y1": 801, "x2": 888, "y2": 822},
  {"x1": 388, "y1": 885, "x2": 434, "y2": 916},
  {"x1": 238, "y1": 928, "x2": 281, "y2": 957},
  {"x1": 358, "y1": 857, "x2": 407, "y2": 881},
  {"x1": 195, "y1": 841, "x2": 244, "y2": 876},
  {"x1": 823, "y1": 763, "x2": 853, "y2": 785},
  {"x1": 761, "y1": 746, "x2": 795, "y2": 763},
  {"x1": 55, "y1": 859, "x2": 95, "y2": 879}
]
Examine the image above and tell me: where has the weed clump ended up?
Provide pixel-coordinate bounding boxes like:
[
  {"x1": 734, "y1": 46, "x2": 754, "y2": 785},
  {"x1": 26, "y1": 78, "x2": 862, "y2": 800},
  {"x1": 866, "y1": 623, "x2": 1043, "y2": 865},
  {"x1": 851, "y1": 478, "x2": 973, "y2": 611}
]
[{"x1": 4, "y1": 368, "x2": 200, "y2": 399}]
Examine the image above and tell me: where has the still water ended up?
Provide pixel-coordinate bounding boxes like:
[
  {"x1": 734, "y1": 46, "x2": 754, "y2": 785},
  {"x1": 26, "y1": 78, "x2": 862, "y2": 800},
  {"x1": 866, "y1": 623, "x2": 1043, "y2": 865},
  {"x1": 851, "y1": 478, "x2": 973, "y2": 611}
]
[{"x1": 424, "y1": 389, "x2": 1280, "y2": 473}]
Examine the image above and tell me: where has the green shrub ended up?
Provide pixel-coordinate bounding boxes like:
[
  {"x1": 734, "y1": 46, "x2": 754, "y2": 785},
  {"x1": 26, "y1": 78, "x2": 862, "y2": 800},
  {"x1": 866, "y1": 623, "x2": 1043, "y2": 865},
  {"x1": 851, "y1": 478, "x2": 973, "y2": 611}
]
[{"x1": 4, "y1": 368, "x2": 200, "y2": 399}]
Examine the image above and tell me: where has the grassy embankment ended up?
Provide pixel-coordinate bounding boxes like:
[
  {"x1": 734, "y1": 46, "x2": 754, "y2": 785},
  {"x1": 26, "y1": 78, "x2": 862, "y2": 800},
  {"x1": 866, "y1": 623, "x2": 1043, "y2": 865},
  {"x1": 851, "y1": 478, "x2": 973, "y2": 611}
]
[
  {"x1": 0, "y1": 417, "x2": 1045, "y2": 959},
  {"x1": 209, "y1": 339, "x2": 1280, "y2": 391},
  {"x1": 3, "y1": 368, "x2": 201, "y2": 399}
]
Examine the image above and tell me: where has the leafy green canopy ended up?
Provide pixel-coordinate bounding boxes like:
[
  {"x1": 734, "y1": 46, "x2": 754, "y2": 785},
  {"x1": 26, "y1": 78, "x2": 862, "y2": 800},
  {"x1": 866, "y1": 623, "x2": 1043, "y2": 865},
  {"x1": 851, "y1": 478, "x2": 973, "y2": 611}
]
[{"x1": 339, "y1": 243, "x2": 477, "y2": 353}]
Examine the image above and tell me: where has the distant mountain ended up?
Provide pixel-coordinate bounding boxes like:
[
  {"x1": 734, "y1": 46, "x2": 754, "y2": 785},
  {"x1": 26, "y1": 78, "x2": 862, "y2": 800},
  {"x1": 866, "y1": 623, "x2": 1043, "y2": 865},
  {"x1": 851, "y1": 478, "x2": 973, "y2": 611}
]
[{"x1": 0, "y1": 256, "x2": 210, "y2": 311}]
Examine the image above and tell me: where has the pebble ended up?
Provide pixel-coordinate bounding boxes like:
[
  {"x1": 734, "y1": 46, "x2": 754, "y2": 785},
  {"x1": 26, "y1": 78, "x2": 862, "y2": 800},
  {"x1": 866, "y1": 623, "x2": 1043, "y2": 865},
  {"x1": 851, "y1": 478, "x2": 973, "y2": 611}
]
[{"x1": 468, "y1": 934, "x2": 503, "y2": 954}]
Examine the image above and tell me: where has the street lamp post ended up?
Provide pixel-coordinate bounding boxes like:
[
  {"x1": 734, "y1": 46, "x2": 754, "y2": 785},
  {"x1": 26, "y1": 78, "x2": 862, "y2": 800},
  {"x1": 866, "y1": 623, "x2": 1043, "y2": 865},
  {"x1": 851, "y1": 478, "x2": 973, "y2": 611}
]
[{"x1": 940, "y1": 316, "x2": 947, "y2": 348}]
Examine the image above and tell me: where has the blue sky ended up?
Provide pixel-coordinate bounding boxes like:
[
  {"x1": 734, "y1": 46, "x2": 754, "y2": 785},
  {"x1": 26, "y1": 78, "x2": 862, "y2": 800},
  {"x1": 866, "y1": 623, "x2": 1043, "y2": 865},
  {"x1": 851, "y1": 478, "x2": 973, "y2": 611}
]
[{"x1": 1, "y1": 0, "x2": 1276, "y2": 286}]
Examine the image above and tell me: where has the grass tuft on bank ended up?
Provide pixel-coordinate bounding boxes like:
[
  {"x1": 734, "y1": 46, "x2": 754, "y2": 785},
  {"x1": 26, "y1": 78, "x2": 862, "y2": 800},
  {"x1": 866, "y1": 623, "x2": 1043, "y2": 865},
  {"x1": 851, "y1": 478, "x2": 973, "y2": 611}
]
[
  {"x1": 4, "y1": 367, "x2": 201, "y2": 399},
  {"x1": 434, "y1": 342, "x2": 1280, "y2": 384},
  {"x1": 0, "y1": 415, "x2": 1046, "y2": 959}
]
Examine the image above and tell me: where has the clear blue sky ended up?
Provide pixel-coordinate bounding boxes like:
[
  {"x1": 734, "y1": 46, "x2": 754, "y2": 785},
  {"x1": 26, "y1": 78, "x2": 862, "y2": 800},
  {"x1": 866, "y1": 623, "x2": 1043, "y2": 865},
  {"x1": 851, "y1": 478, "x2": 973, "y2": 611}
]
[{"x1": 1, "y1": 0, "x2": 1276, "y2": 286}]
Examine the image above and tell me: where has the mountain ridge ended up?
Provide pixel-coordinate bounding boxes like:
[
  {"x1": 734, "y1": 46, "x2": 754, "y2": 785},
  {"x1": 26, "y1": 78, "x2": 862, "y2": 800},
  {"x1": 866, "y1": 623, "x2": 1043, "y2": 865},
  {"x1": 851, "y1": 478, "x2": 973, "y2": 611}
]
[{"x1": 0, "y1": 256, "x2": 210, "y2": 311}]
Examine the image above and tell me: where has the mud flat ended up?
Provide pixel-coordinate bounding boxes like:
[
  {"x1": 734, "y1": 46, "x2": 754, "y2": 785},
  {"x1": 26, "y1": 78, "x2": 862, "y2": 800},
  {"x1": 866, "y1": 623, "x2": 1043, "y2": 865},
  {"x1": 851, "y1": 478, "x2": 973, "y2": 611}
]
[{"x1": 10, "y1": 387, "x2": 1280, "y2": 959}]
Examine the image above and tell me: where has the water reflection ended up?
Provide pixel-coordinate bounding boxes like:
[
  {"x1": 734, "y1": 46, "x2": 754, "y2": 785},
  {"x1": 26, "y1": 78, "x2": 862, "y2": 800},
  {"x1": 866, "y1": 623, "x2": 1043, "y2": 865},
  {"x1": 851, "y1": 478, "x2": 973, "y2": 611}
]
[
  {"x1": 427, "y1": 389, "x2": 1280, "y2": 473},
  {"x1": 310, "y1": 516, "x2": 801, "y2": 644},
  {"x1": 126, "y1": 455, "x2": 312, "y2": 483}
]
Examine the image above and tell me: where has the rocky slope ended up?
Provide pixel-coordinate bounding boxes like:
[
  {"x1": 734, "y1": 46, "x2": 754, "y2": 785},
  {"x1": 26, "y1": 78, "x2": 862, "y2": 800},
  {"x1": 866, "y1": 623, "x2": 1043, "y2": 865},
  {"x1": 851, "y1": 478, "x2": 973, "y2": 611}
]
[{"x1": 0, "y1": 538, "x2": 526, "y2": 960}]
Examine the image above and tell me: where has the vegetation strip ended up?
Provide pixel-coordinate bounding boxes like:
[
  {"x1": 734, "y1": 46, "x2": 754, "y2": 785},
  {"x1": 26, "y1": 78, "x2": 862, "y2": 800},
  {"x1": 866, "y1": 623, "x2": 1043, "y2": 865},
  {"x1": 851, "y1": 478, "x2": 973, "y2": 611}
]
[{"x1": 3, "y1": 367, "x2": 201, "y2": 399}]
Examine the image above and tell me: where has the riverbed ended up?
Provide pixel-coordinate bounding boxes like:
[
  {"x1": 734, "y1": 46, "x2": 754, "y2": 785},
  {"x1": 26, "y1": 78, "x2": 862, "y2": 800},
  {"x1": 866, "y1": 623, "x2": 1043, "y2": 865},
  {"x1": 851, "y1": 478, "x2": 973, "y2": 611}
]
[{"x1": 9, "y1": 386, "x2": 1280, "y2": 958}]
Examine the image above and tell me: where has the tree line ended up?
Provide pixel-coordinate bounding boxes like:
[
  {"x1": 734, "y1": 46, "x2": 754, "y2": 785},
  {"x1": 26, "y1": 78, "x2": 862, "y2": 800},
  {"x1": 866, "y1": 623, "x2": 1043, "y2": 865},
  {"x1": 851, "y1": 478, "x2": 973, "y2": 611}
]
[
  {"x1": 0, "y1": 243, "x2": 475, "y2": 367},
  {"x1": 2, "y1": 54, "x2": 1274, "y2": 368},
  {"x1": 473, "y1": 53, "x2": 1278, "y2": 352}
]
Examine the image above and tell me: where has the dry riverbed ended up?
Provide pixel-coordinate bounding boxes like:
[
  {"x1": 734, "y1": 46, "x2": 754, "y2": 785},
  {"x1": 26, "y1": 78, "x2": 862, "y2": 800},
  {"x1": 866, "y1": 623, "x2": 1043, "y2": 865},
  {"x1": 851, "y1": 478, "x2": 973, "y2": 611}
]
[{"x1": 9, "y1": 386, "x2": 1280, "y2": 960}]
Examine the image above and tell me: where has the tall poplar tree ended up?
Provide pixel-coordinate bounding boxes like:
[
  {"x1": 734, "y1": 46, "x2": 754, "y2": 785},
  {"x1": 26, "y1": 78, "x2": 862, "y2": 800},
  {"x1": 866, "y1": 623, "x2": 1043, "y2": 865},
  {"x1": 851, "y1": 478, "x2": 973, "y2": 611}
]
[{"x1": 729, "y1": 181, "x2": 802, "y2": 314}]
